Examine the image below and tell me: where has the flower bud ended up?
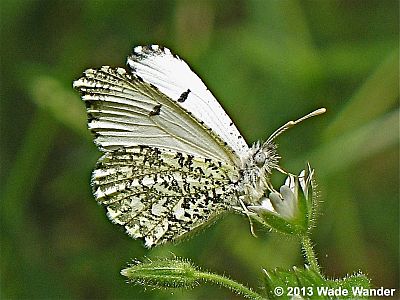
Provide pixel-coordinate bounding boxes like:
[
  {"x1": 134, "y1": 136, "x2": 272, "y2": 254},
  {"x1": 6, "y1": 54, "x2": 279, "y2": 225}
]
[{"x1": 121, "y1": 258, "x2": 200, "y2": 289}]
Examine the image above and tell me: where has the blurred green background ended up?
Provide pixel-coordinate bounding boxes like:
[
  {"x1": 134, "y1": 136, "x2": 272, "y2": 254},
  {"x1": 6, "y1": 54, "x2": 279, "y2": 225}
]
[{"x1": 1, "y1": 0, "x2": 398, "y2": 299}]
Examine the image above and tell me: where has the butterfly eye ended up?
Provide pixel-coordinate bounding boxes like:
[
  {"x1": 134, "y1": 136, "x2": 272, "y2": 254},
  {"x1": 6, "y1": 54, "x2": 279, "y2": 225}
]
[{"x1": 253, "y1": 151, "x2": 266, "y2": 167}]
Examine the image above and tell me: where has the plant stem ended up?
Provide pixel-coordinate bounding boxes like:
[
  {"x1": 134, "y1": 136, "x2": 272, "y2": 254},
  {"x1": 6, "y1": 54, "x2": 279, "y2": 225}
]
[
  {"x1": 301, "y1": 235, "x2": 321, "y2": 276},
  {"x1": 197, "y1": 270, "x2": 264, "y2": 300}
]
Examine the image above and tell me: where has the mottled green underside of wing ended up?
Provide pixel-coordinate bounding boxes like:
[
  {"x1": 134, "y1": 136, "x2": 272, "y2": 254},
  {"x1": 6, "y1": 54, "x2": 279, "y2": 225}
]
[{"x1": 92, "y1": 146, "x2": 239, "y2": 247}]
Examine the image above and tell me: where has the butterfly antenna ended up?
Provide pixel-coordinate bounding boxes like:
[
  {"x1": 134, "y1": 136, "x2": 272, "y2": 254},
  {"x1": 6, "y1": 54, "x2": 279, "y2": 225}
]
[{"x1": 265, "y1": 108, "x2": 326, "y2": 144}]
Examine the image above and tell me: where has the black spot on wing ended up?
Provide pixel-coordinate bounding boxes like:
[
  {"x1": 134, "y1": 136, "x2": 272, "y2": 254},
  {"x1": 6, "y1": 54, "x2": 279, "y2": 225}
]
[
  {"x1": 129, "y1": 65, "x2": 137, "y2": 72},
  {"x1": 178, "y1": 89, "x2": 191, "y2": 103},
  {"x1": 135, "y1": 75, "x2": 144, "y2": 82},
  {"x1": 149, "y1": 104, "x2": 162, "y2": 116}
]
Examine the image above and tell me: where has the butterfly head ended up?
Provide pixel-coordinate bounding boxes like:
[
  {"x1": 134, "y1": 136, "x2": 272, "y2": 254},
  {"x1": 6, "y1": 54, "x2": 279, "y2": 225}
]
[
  {"x1": 247, "y1": 141, "x2": 279, "y2": 174},
  {"x1": 238, "y1": 108, "x2": 326, "y2": 204},
  {"x1": 237, "y1": 141, "x2": 279, "y2": 203}
]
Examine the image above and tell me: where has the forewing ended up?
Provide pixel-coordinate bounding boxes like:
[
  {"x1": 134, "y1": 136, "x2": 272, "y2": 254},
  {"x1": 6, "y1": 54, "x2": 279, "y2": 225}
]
[
  {"x1": 127, "y1": 45, "x2": 249, "y2": 158},
  {"x1": 92, "y1": 146, "x2": 239, "y2": 247},
  {"x1": 73, "y1": 66, "x2": 238, "y2": 164}
]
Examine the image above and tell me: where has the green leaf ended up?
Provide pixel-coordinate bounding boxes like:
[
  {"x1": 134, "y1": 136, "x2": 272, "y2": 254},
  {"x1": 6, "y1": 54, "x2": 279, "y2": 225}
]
[{"x1": 262, "y1": 266, "x2": 371, "y2": 299}]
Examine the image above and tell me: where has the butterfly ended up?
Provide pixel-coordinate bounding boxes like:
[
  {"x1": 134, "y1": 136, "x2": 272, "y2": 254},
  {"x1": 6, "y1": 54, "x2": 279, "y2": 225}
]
[{"x1": 73, "y1": 45, "x2": 325, "y2": 247}]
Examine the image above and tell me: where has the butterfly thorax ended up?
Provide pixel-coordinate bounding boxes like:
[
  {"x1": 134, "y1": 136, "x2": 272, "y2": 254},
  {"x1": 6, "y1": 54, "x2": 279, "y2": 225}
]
[{"x1": 236, "y1": 141, "x2": 279, "y2": 205}]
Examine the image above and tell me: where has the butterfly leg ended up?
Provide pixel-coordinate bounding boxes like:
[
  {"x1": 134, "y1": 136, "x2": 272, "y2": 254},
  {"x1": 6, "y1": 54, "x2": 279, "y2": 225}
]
[{"x1": 238, "y1": 197, "x2": 258, "y2": 238}]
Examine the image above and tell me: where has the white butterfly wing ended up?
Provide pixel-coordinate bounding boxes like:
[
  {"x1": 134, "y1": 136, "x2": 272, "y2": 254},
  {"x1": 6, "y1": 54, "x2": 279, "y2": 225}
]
[
  {"x1": 73, "y1": 66, "x2": 239, "y2": 164},
  {"x1": 127, "y1": 45, "x2": 249, "y2": 159}
]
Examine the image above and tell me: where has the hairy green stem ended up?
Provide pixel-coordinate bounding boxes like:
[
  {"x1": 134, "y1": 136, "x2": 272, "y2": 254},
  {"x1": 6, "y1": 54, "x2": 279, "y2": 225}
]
[
  {"x1": 301, "y1": 235, "x2": 321, "y2": 275},
  {"x1": 197, "y1": 270, "x2": 264, "y2": 300}
]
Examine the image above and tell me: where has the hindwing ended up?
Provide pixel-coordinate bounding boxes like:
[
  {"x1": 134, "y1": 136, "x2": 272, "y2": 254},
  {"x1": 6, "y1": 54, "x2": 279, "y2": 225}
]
[{"x1": 92, "y1": 146, "x2": 239, "y2": 247}]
